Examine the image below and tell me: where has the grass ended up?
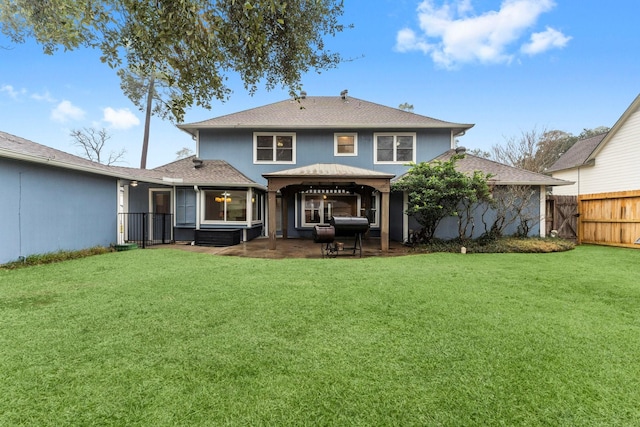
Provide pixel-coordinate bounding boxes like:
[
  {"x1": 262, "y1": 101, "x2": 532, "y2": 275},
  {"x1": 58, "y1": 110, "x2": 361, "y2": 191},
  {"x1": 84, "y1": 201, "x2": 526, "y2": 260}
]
[{"x1": 1, "y1": 245, "x2": 639, "y2": 426}]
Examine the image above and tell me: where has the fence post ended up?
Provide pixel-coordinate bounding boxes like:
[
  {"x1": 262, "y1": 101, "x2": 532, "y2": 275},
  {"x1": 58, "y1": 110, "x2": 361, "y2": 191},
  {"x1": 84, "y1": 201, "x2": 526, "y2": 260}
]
[{"x1": 142, "y1": 213, "x2": 147, "y2": 249}]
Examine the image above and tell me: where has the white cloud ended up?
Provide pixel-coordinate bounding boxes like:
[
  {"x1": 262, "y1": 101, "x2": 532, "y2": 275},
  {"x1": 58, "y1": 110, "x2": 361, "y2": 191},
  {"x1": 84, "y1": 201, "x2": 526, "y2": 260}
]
[
  {"x1": 51, "y1": 100, "x2": 86, "y2": 122},
  {"x1": 521, "y1": 26, "x2": 572, "y2": 55},
  {"x1": 396, "y1": 0, "x2": 570, "y2": 68},
  {"x1": 1, "y1": 84, "x2": 26, "y2": 99},
  {"x1": 103, "y1": 107, "x2": 140, "y2": 130},
  {"x1": 31, "y1": 90, "x2": 56, "y2": 103}
]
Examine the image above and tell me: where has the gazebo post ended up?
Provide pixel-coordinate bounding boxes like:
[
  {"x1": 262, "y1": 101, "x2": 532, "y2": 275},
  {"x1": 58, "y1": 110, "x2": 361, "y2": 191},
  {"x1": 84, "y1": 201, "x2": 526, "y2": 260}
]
[
  {"x1": 268, "y1": 190, "x2": 277, "y2": 250},
  {"x1": 380, "y1": 190, "x2": 390, "y2": 252}
]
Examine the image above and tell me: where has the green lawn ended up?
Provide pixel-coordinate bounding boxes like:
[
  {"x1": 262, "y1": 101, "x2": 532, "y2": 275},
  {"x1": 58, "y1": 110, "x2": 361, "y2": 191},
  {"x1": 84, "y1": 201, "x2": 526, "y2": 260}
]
[{"x1": 1, "y1": 245, "x2": 639, "y2": 426}]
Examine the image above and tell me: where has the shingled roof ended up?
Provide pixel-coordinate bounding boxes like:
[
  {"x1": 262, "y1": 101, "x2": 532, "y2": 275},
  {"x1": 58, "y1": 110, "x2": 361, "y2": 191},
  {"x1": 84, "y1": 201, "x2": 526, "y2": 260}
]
[
  {"x1": 0, "y1": 131, "x2": 261, "y2": 187},
  {"x1": 179, "y1": 95, "x2": 473, "y2": 136},
  {"x1": 545, "y1": 133, "x2": 607, "y2": 172},
  {"x1": 152, "y1": 156, "x2": 261, "y2": 187},
  {"x1": 0, "y1": 130, "x2": 139, "y2": 180},
  {"x1": 263, "y1": 163, "x2": 394, "y2": 179},
  {"x1": 409, "y1": 149, "x2": 573, "y2": 186}
]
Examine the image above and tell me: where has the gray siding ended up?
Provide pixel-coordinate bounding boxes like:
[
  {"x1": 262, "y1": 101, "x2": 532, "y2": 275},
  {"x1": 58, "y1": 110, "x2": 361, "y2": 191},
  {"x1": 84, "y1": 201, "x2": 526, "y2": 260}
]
[{"x1": 1, "y1": 158, "x2": 117, "y2": 264}]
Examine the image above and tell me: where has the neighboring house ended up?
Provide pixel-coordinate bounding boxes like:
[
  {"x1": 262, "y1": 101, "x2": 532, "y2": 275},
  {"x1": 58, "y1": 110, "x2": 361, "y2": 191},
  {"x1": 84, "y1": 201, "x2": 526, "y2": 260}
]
[
  {"x1": 545, "y1": 133, "x2": 607, "y2": 196},
  {"x1": 548, "y1": 93, "x2": 640, "y2": 248}
]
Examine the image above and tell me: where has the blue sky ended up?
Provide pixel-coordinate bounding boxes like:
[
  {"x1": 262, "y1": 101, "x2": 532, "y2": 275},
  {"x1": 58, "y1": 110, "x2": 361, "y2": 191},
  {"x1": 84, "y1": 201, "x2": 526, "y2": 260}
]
[{"x1": 1, "y1": 0, "x2": 638, "y2": 168}]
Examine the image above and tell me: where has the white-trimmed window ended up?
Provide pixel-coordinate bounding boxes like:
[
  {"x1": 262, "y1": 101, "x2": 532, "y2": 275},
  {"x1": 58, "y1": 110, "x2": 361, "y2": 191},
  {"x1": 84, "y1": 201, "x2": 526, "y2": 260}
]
[
  {"x1": 362, "y1": 191, "x2": 380, "y2": 227},
  {"x1": 334, "y1": 133, "x2": 358, "y2": 156},
  {"x1": 202, "y1": 190, "x2": 248, "y2": 223},
  {"x1": 251, "y1": 191, "x2": 263, "y2": 223},
  {"x1": 374, "y1": 133, "x2": 416, "y2": 164},
  {"x1": 254, "y1": 132, "x2": 296, "y2": 164},
  {"x1": 301, "y1": 192, "x2": 358, "y2": 227}
]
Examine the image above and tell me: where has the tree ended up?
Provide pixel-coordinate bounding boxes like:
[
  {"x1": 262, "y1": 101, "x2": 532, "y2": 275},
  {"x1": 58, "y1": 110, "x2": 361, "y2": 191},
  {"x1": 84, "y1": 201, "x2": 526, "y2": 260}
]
[
  {"x1": 457, "y1": 170, "x2": 494, "y2": 239},
  {"x1": 175, "y1": 147, "x2": 193, "y2": 160},
  {"x1": 392, "y1": 155, "x2": 492, "y2": 241},
  {"x1": 2, "y1": 0, "x2": 348, "y2": 167},
  {"x1": 488, "y1": 127, "x2": 610, "y2": 173},
  {"x1": 70, "y1": 127, "x2": 126, "y2": 165},
  {"x1": 482, "y1": 185, "x2": 540, "y2": 238},
  {"x1": 398, "y1": 102, "x2": 414, "y2": 112}
]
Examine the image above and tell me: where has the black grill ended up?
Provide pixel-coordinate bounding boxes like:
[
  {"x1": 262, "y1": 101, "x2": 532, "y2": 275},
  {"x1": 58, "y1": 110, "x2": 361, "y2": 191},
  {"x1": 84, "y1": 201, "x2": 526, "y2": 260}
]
[
  {"x1": 330, "y1": 216, "x2": 370, "y2": 237},
  {"x1": 313, "y1": 216, "x2": 370, "y2": 258}
]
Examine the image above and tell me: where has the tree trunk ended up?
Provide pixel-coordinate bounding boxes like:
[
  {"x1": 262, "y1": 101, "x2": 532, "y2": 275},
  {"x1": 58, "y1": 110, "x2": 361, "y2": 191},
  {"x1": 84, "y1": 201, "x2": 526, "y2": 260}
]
[{"x1": 140, "y1": 75, "x2": 155, "y2": 169}]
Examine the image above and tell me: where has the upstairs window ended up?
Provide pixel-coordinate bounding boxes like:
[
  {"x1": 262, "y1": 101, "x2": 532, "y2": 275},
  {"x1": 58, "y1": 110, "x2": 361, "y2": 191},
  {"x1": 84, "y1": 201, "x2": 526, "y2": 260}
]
[
  {"x1": 254, "y1": 132, "x2": 295, "y2": 164},
  {"x1": 374, "y1": 133, "x2": 416, "y2": 164},
  {"x1": 334, "y1": 133, "x2": 358, "y2": 156}
]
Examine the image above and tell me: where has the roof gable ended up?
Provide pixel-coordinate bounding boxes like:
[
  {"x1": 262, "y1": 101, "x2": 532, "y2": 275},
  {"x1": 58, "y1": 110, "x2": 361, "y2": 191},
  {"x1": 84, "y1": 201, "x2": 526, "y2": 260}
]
[
  {"x1": 179, "y1": 95, "x2": 473, "y2": 135},
  {"x1": 586, "y1": 93, "x2": 640, "y2": 162},
  {"x1": 547, "y1": 93, "x2": 640, "y2": 173}
]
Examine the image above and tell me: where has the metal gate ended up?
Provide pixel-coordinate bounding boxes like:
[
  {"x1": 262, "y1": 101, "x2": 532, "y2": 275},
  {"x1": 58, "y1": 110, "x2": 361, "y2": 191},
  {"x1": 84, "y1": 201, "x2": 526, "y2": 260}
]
[{"x1": 118, "y1": 213, "x2": 173, "y2": 248}]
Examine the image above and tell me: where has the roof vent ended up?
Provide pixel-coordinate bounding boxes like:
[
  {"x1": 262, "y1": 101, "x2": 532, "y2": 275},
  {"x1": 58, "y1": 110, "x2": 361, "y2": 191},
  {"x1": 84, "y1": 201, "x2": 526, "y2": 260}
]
[
  {"x1": 455, "y1": 146, "x2": 467, "y2": 155},
  {"x1": 192, "y1": 157, "x2": 203, "y2": 169},
  {"x1": 340, "y1": 89, "x2": 348, "y2": 100},
  {"x1": 300, "y1": 91, "x2": 307, "y2": 99}
]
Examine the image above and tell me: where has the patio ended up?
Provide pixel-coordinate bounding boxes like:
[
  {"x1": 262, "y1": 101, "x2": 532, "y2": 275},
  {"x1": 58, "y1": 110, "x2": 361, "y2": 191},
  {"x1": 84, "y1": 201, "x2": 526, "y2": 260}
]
[{"x1": 155, "y1": 237, "x2": 414, "y2": 259}]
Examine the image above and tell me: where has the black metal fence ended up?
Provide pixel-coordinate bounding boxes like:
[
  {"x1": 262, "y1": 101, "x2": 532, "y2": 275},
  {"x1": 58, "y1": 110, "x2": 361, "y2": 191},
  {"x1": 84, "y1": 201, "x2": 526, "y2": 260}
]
[{"x1": 118, "y1": 213, "x2": 173, "y2": 248}]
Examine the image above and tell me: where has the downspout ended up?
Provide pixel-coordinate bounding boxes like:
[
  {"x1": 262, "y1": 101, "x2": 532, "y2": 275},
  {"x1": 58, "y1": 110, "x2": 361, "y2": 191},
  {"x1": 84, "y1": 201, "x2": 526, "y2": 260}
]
[
  {"x1": 403, "y1": 190, "x2": 409, "y2": 243},
  {"x1": 452, "y1": 130, "x2": 466, "y2": 149},
  {"x1": 117, "y1": 180, "x2": 125, "y2": 245},
  {"x1": 194, "y1": 185, "x2": 200, "y2": 231},
  {"x1": 539, "y1": 186, "x2": 546, "y2": 237}
]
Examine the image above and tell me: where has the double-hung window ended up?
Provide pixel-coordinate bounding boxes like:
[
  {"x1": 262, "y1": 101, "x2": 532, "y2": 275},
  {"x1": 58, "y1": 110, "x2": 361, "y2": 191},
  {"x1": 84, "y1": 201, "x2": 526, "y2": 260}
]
[
  {"x1": 334, "y1": 133, "x2": 357, "y2": 156},
  {"x1": 374, "y1": 133, "x2": 416, "y2": 164},
  {"x1": 254, "y1": 132, "x2": 296, "y2": 164}
]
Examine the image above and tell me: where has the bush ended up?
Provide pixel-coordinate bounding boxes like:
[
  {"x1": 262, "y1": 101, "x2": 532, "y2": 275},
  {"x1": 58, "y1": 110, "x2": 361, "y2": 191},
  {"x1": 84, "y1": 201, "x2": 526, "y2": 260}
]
[{"x1": 1, "y1": 246, "x2": 114, "y2": 269}]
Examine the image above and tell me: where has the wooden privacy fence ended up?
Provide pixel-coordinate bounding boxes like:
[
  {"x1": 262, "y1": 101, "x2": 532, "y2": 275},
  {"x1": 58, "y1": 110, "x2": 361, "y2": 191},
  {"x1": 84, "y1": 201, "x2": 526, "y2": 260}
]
[
  {"x1": 546, "y1": 195, "x2": 578, "y2": 240},
  {"x1": 578, "y1": 190, "x2": 640, "y2": 248}
]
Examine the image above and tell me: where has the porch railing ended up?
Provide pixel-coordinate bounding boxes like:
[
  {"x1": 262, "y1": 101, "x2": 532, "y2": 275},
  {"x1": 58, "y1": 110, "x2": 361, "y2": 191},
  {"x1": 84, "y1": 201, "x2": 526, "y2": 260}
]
[{"x1": 118, "y1": 213, "x2": 174, "y2": 248}]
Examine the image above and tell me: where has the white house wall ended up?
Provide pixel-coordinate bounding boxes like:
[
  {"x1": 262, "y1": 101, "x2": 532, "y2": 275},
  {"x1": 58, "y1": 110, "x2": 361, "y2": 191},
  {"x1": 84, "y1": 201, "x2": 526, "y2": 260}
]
[
  {"x1": 550, "y1": 169, "x2": 580, "y2": 195},
  {"x1": 576, "y1": 105, "x2": 640, "y2": 195}
]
